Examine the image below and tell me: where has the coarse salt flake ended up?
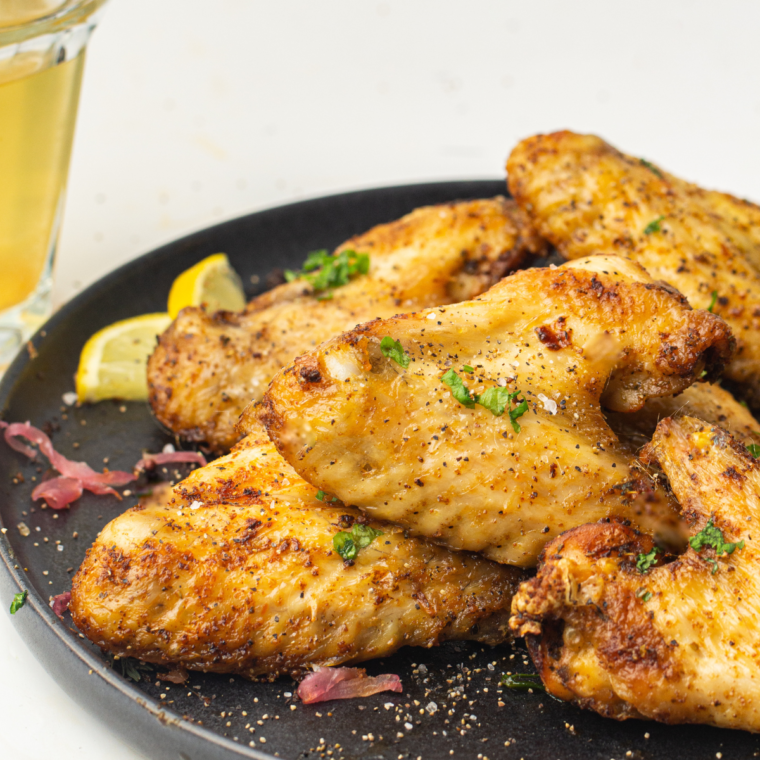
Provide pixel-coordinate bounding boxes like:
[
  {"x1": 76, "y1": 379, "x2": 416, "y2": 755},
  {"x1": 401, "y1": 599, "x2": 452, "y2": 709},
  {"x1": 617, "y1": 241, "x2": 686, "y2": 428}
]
[
  {"x1": 62, "y1": 392, "x2": 77, "y2": 406},
  {"x1": 537, "y1": 394, "x2": 558, "y2": 415}
]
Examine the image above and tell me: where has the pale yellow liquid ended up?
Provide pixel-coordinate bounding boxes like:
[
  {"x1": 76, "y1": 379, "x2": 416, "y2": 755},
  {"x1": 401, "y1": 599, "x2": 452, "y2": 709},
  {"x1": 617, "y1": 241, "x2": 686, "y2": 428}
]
[{"x1": 0, "y1": 50, "x2": 84, "y2": 311}]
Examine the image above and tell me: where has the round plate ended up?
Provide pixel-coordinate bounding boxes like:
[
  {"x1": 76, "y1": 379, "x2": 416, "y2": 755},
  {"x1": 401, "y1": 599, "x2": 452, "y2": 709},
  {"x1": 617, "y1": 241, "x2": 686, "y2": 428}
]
[{"x1": 1, "y1": 181, "x2": 757, "y2": 760}]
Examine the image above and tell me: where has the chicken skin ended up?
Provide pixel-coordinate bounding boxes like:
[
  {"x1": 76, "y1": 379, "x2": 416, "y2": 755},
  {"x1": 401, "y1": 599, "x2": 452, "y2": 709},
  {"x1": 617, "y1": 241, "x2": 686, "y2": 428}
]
[
  {"x1": 608, "y1": 382, "x2": 760, "y2": 454},
  {"x1": 511, "y1": 415, "x2": 760, "y2": 731},
  {"x1": 147, "y1": 198, "x2": 545, "y2": 452},
  {"x1": 507, "y1": 130, "x2": 760, "y2": 391},
  {"x1": 256, "y1": 255, "x2": 733, "y2": 566},
  {"x1": 69, "y1": 422, "x2": 523, "y2": 680}
]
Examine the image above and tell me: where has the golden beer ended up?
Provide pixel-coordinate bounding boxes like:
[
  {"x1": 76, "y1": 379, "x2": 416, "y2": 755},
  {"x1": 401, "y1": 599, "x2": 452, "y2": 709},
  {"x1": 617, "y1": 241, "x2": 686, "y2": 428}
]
[
  {"x1": 0, "y1": 0, "x2": 106, "y2": 369},
  {"x1": 0, "y1": 51, "x2": 84, "y2": 311}
]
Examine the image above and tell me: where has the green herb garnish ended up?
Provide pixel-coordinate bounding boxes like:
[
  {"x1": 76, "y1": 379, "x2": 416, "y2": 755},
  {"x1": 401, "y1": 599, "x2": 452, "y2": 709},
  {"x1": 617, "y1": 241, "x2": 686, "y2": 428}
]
[
  {"x1": 636, "y1": 588, "x2": 653, "y2": 603},
  {"x1": 644, "y1": 216, "x2": 666, "y2": 235},
  {"x1": 636, "y1": 546, "x2": 660, "y2": 573},
  {"x1": 442, "y1": 371, "x2": 528, "y2": 432},
  {"x1": 107, "y1": 654, "x2": 154, "y2": 683},
  {"x1": 462, "y1": 365, "x2": 474, "y2": 373},
  {"x1": 316, "y1": 490, "x2": 338, "y2": 503},
  {"x1": 500, "y1": 673, "x2": 545, "y2": 691},
  {"x1": 10, "y1": 590, "x2": 27, "y2": 614},
  {"x1": 689, "y1": 519, "x2": 745, "y2": 573},
  {"x1": 333, "y1": 523, "x2": 383, "y2": 561},
  {"x1": 441, "y1": 369, "x2": 476, "y2": 408},
  {"x1": 748, "y1": 444, "x2": 760, "y2": 458},
  {"x1": 640, "y1": 158, "x2": 663, "y2": 178},
  {"x1": 380, "y1": 337, "x2": 410, "y2": 369},
  {"x1": 476, "y1": 387, "x2": 529, "y2": 432},
  {"x1": 285, "y1": 249, "x2": 370, "y2": 296},
  {"x1": 707, "y1": 290, "x2": 718, "y2": 313}
]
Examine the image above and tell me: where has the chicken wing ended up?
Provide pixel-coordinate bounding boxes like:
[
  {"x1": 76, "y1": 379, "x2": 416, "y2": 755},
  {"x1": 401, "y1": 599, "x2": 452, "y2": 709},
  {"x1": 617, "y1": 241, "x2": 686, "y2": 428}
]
[
  {"x1": 506, "y1": 130, "x2": 760, "y2": 391},
  {"x1": 607, "y1": 382, "x2": 760, "y2": 454},
  {"x1": 147, "y1": 198, "x2": 545, "y2": 452},
  {"x1": 69, "y1": 421, "x2": 523, "y2": 679},
  {"x1": 256, "y1": 255, "x2": 733, "y2": 566},
  {"x1": 511, "y1": 415, "x2": 760, "y2": 731}
]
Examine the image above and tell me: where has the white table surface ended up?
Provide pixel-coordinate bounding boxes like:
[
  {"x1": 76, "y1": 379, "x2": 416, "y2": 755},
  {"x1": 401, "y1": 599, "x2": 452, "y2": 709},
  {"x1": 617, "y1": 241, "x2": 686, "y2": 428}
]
[{"x1": 3, "y1": 1, "x2": 760, "y2": 757}]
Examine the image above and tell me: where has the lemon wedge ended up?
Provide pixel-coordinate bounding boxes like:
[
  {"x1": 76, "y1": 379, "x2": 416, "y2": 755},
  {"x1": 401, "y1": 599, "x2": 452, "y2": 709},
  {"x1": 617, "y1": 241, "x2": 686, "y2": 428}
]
[
  {"x1": 167, "y1": 252, "x2": 246, "y2": 318},
  {"x1": 75, "y1": 313, "x2": 172, "y2": 403}
]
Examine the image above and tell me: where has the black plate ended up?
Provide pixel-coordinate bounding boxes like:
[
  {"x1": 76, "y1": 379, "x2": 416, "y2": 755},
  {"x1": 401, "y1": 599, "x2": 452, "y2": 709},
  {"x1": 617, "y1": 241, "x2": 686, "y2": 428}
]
[{"x1": 1, "y1": 181, "x2": 758, "y2": 760}]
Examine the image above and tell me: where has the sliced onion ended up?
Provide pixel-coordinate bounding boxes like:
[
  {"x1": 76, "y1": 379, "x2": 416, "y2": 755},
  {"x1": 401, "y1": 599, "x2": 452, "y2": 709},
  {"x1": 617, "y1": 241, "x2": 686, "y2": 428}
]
[
  {"x1": 134, "y1": 451, "x2": 207, "y2": 471},
  {"x1": 51, "y1": 591, "x2": 71, "y2": 619},
  {"x1": 32, "y1": 476, "x2": 83, "y2": 510},
  {"x1": 3, "y1": 421, "x2": 134, "y2": 505},
  {"x1": 298, "y1": 666, "x2": 402, "y2": 704}
]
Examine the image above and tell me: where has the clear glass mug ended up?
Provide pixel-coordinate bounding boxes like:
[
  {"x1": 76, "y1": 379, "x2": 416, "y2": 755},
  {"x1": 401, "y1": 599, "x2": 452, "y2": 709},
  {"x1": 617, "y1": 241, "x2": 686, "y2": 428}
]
[{"x1": 0, "y1": 0, "x2": 108, "y2": 372}]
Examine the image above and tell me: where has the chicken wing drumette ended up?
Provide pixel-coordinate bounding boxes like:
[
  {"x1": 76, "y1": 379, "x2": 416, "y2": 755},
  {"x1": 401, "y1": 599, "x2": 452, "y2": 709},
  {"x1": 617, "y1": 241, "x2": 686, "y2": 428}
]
[
  {"x1": 256, "y1": 255, "x2": 733, "y2": 566},
  {"x1": 507, "y1": 130, "x2": 760, "y2": 393},
  {"x1": 70, "y1": 422, "x2": 523, "y2": 679},
  {"x1": 148, "y1": 198, "x2": 545, "y2": 451},
  {"x1": 511, "y1": 415, "x2": 760, "y2": 731}
]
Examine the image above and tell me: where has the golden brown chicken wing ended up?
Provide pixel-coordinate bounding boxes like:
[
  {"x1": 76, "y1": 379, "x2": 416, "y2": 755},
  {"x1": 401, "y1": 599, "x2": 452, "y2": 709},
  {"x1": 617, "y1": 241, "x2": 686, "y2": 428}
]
[
  {"x1": 511, "y1": 415, "x2": 760, "y2": 731},
  {"x1": 256, "y1": 255, "x2": 733, "y2": 566},
  {"x1": 506, "y1": 130, "x2": 760, "y2": 392},
  {"x1": 607, "y1": 382, "x2": 760, "y2": 454},
  {"x1": 70, "y1": 422, "x2": 523, "y2": 679},
  {"x1": 147, "y1": 198, "x2": 545, "y2": 452}
]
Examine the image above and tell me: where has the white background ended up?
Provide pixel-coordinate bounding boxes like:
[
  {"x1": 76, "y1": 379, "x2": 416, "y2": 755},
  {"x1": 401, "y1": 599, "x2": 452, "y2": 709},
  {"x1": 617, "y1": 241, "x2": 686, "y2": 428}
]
[{"x1": 2, "y1": 1, "x2": 760, "y2": 758}]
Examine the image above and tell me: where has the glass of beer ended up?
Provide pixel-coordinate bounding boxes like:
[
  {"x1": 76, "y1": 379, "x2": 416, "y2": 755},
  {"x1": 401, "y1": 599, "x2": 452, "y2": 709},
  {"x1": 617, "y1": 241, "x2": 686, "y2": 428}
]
[{"x1": 0, "y1": 0, "x2": 108, "y2": 372}]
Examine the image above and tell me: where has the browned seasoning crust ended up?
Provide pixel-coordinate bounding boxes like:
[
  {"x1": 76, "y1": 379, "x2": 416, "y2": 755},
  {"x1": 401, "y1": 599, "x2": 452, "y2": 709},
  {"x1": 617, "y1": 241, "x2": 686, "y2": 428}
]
[
  {"x1": 69, "y1": 423, "x2": 524, "y2": 680},
  {"x1": 511, "y1": 416, "x2": 760, "y2": 731},
  {"x1": 507, "y1": 130, "x2": 760, "y2": 394},
  {"x1": 147, "y1": 198, "x2": 546, "y2": 452},
  {"x1": 254, "y1": 255, "x2": 733, "y2": 566}
]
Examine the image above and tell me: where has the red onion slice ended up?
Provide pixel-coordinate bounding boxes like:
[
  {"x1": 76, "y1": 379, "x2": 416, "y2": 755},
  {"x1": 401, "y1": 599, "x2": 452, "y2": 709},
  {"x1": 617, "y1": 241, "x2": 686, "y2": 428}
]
[
  {"x1": 51, "y1": 591, "x2": 71, "y2": 619},
  {"x1": 298, "y1": 667, "x2": 402, "y2": 704},
  {"x1": 32, "y1": 476, "x2": 83, "y2": 510},
  {"x1": 134, "y1": 450, "x2": 207, "y2": 471}
]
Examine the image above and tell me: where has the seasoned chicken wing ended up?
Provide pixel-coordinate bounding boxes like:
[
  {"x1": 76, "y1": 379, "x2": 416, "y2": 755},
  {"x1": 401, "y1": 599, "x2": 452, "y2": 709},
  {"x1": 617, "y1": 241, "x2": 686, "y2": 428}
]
[
  {"x1": 256, "y1": 255, "x2": 733, "y2": 566},
  {"x1": 148, "y1": 198, "x2": 545, "y2": 451},
  {"x1": 608, "y1": 382, "x2": 760, "y2": 454},
  {"x1": 511, "y1": 416, "x2": 760, "y2": 731},
  {"x1": 506, "y1": 130, "x2": 760, "y2": 390},
  {"x1": 69, "y1": 422, "x2": 523, "y2": 679}
]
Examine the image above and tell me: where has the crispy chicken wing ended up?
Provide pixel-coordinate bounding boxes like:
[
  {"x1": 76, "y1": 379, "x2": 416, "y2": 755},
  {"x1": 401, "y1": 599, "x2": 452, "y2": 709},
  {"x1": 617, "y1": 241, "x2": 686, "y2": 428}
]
[
  {"x1": 608, "y1": 382, "x2": 760, "y2": 454},
  {"x1": 256, "y1": 255, "x2": 733, "y2": 566},
  {"x1": 69, "y1": 422, "x2": 523, "y2": 679},
  {"x1": 506, "y1": 130, "x2": 760, "y2": 390},
  {"x1": 511, "y1": 416, "x2": 760, "y2": 731},
  {"x1": 147, "y1": 198, "x2": 545, "y2": 452}
]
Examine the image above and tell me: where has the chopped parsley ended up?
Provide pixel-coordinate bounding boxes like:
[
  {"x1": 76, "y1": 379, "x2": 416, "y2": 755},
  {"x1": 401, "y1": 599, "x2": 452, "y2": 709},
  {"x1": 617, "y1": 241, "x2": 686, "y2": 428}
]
[
  {"x1": 284, "y1": 248, "x2": 370, "y2": 296},
  {"x1": 636, "y1": 588, "x2": 653, "y2": 603},
  {"x1": 333, "y1": 523, "x2": 383, "y2": 561},
  {"x1": 689, "y1": 519, "x2": 745, "y2": 573},
  {"x1": 747, "y1": 443, "x2": 760, "y2": 458},
  {"x1": 441, "y1": 369, "x2": 476, "y2": 408},
  {"x1": 707, "y1": 290, "x2": 718, "y2": 313},
  {"x1": 640, "y1": 158, "x2": 664, "y2": 178},
  {"x1": 380, "y1": 336, "x2": 410, "y2": 369},
  {"x1": 644, "y1": 216, "x2": 666, "y2": 235},
  {"x1": 636, "y1": 546, "x2": 660, "y2": 573},
  {"x1": 462, "y1": 365, "x2": 474, "y2": 373},
  {"x1": 107, "y1": 654, "x2": 154, "y2": 682},
  {"x1": 441, "y1": 371, "x2": 528, "y2": 432},
  {"x1": 316, "y1": 490, "x2": 338, "y2": 503},
  {"x1": 10, "y1": 590, "x2": 27, "y2": 614},
  {"x1": 500, "y1": 673, "x2": 545, "y2": 691}
]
